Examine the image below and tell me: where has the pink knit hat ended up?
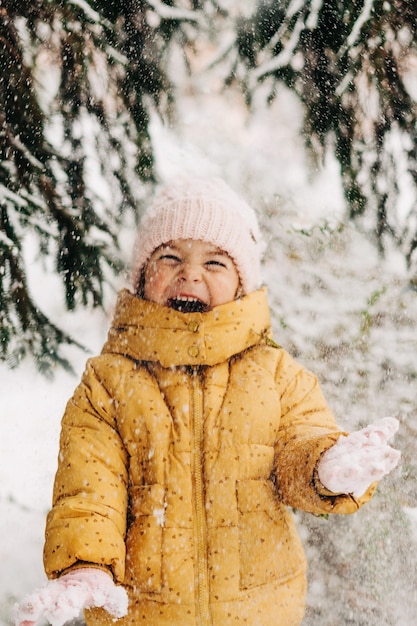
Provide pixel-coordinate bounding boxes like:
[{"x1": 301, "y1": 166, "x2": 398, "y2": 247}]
[{"x1": 131, "y1": 177, "x2": 263, "y2": 295}]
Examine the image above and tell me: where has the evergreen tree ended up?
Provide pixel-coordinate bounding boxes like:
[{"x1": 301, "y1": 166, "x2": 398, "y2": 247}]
[
  {"x1": 0, "y1": 0, "x2": 207, "y2": 373},
  {"x1": 230, "y1": 0, "x2": 417, "y2": 267},
  {"x1": 5, "y1": 0, "x2": 416, "y2": 373}
]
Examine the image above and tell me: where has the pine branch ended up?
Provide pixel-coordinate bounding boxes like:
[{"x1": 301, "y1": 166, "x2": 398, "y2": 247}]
[{"x1": 231, "y1": 0, "x2": 417, "y2": 268}]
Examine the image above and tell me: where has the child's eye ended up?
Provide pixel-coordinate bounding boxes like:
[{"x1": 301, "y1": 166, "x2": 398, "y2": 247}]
[
  {"x1": 160, "y1": 254, "x2": 182, "y2": 263},
  {"x1": 206, "y1": 259, "x2": 227, "y2": 269}
]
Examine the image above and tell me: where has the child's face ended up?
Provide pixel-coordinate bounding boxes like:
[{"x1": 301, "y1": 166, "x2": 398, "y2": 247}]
[{"x1": 143, "y1": 239, "x2": 241, "y2": 312}]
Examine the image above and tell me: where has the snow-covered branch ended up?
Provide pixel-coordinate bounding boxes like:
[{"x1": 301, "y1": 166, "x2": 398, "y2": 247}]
[
  {"x1": 249, "y1": 16, "x2": 304, "y2": 87},
  {"x1": 146, "y1": 0, "x2": 203, "y2": 24},
  {"x1": 337, "y1": 0, "x2": 376, "y2": 60},
  {"x1": 262, "y1": 0, "x2": 305, "y2": 56},
  {"x1": 68, "y1": 0, "x2": 113, "y2": 29}
]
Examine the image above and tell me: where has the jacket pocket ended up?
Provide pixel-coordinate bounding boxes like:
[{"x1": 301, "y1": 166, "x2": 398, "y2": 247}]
[
  {"x1": 236, "y1": 479, "x2": 305, "y2": 590},
  {"x1": 125, "y1": 483, "x2": 165, "y2": 592}
]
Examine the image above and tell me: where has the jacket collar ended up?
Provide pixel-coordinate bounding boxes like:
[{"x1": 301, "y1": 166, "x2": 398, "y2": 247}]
[{"x1": 102, "y1": 288, "x2": 271, "y2": 367}]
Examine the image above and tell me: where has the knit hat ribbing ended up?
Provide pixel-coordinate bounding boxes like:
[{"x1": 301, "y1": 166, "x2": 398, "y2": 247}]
[{"x1": 131, "y1": 177, "x2": 263, "y2": 295}]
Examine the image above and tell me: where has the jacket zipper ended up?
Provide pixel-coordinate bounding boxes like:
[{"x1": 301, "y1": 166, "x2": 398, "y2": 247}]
[{"x1": 191, "y1": 368, "x2": 211, "y2": 625}]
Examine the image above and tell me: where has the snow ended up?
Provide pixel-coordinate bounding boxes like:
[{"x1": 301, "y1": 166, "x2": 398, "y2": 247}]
[
  {"x1": 2, "y1": 47, "x2": 417, "y2": 626},
  {"x1": 12, "y1": 569, "x2": 128, "y2": 626},
  {"x1": 317, "y1": 417, "x2": 401, "y2": 497}
]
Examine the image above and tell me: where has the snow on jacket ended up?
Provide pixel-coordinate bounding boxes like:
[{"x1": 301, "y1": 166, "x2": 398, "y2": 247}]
[{"x1": 43, "y1": 288, "x2": 374, "y2": 626}]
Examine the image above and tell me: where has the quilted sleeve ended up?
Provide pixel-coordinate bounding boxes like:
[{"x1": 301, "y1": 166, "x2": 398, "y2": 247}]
[
  {"x1": 43, "y1": 358, "x2": 129, "y2": 582},
  {"x1": 272, "y1": 349, "x2": 375, "y2": 515}
]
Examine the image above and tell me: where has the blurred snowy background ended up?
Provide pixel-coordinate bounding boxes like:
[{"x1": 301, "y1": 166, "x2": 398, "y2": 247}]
[{"x1": 1, "y1": 2, "x2": 417, "y2": 625}]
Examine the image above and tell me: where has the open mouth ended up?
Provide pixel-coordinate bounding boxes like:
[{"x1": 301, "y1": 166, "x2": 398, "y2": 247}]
[{"x1": 167, "y1": 296, "x2": 210, "y2": 313}]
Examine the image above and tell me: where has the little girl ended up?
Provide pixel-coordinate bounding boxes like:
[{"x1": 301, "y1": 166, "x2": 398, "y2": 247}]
[{"x1": 15, "y1": 177, "x2": 400, "y2": 626}]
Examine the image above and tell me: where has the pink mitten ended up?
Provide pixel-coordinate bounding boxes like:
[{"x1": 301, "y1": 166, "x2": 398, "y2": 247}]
[
  {"x1": 13, "y1": 568, "x2": 128, "y2": 626},
  {"x1": 317, "y1": 417, "x2": 401, "y2": 497}
]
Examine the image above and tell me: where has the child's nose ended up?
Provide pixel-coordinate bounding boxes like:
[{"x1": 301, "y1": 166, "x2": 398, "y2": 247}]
[{"x1": 180, "y1": 263, "x2": 202, "y2": 281}]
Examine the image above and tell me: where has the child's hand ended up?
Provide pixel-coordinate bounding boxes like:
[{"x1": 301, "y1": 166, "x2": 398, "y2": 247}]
[
  {"x1": 13, "y1": 567, "x2": 128, "y2": 626},
  {"x1": 317, "y1": 417, "x2": 401, "y2": 497}
]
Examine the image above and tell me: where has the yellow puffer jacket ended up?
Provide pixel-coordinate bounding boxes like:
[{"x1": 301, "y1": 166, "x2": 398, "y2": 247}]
[{"x1": 44, "y1": 288, "x2": 374, "y2": 626}]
